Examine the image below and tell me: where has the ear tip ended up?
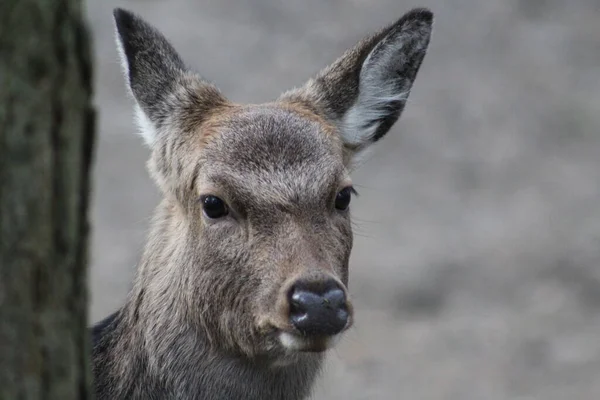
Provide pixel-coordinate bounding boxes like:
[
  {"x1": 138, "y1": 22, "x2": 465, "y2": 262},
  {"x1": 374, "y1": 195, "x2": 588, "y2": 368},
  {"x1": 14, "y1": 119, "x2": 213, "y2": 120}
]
[
  {"x1": 113, "y1": 8, "x2": 137, "y2": 34},
  {"x1": 113, "y1": 8, "x2": 129, "y2": 22},
  {"x1": 402, "y1": 7, "x2": 434, "y2": 25}
]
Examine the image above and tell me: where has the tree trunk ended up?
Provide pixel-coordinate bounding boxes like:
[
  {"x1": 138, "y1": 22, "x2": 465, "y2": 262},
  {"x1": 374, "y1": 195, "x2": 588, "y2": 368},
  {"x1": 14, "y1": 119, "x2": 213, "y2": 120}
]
[{"x1": 0, "y1": 1, "x2": 94, "y2": 398}]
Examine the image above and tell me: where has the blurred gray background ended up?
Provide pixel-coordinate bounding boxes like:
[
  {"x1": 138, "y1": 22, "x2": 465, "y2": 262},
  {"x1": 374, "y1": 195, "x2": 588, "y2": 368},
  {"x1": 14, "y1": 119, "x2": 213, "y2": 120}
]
[{"x1": 86, "y1": 0, "x2": 600, "y2": 398}]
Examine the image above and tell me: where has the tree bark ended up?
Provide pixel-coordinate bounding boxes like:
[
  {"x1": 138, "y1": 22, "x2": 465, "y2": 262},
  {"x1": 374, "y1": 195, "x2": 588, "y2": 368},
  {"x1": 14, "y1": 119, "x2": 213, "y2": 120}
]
[{"x1": 0, "y1": 1, "x2": 94, "y2": 398}]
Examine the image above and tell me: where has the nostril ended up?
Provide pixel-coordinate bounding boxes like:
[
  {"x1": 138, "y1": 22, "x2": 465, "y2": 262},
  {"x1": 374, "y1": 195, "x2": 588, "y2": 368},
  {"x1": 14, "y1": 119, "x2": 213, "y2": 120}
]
[
  {"x1": 323, "y1": 288, "x2": 346, "y2": 310},
  {"x1": 290, "y1": 290, "x2": 322, "y2": 314}
]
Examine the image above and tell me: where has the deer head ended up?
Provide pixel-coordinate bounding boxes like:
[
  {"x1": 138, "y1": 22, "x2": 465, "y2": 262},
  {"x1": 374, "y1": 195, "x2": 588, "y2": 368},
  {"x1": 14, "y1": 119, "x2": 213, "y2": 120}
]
[{"x1": 113, "y1": 7, "x2": 432, "y2": 361}]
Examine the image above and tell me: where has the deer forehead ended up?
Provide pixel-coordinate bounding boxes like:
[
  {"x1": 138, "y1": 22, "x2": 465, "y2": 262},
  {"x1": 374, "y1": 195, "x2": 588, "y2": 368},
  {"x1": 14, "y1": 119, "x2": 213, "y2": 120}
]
[{"x1": 196, "y1": 105, "x2": 349, "y2": 203}]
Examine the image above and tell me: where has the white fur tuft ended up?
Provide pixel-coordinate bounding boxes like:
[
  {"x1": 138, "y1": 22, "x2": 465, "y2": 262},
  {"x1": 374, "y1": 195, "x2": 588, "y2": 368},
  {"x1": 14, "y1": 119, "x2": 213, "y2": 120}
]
[
  {"x1": 279, "y1": 332, "x2": 306, "y2": 351},
  {"x1": 133, "y1": 103, "x2": 158, "y2": 146},
  {"x1": 278, "y1": 332, "x2": 341, "y2": 352},
  {"x1": 341, "y1": 90, "x2": 408, "y2": 146}
]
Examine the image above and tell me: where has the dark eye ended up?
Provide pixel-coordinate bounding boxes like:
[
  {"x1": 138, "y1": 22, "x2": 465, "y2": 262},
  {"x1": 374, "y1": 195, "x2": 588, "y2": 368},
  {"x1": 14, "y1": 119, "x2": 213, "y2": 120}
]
[
  {"x1": 335, "y1": 187, "x2": 353, "y2": 211},
  {"x1": 201, "y1": 195, "x2": 229, "y2": 219}
]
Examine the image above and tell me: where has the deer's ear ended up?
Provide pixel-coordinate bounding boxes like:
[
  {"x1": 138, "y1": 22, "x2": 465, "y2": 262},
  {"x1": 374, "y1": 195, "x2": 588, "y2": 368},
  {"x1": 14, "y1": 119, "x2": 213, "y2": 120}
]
[
  {"x1": 281, "y1": 8, "x2": 433, "y2": 160},
  {"x1": 113, "y1": 8, "x2": 226, "y2": 146}
]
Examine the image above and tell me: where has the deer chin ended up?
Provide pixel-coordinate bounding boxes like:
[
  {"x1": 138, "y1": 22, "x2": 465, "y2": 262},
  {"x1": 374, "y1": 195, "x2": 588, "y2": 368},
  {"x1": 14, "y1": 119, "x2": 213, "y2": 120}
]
[{"x1": 278, "y1": 331, "x2": 342, "y2": 353}]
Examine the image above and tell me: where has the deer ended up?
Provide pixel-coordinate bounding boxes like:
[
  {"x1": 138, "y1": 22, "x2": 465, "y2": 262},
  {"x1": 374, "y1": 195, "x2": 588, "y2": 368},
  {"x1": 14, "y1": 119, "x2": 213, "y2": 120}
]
[{"x1": 91, "y1": 7, "x2": 433, "y2": 400}]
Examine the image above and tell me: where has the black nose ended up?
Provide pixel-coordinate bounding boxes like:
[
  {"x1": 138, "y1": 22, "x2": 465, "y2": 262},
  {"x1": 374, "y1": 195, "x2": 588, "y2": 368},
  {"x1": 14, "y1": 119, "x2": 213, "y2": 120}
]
[{"x1": 288, "y1": 279, "x2": 349, "y2": 336}]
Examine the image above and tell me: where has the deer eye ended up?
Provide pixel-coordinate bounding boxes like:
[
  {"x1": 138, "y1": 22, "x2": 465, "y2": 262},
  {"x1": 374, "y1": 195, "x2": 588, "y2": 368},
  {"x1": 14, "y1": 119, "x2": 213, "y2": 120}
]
[
  {"x1": 201, "y1": 195, "x2": 229, "y2": 219},
  {"x1": 335, "y1": 187, "x2": 353, "y2": 211}
]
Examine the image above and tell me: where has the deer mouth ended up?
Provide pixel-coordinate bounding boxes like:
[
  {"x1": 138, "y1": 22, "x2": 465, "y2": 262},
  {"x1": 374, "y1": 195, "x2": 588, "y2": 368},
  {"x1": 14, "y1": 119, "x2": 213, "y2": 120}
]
[{"x1": 277, "y1": 331, "x2": 343, "y2": 353}]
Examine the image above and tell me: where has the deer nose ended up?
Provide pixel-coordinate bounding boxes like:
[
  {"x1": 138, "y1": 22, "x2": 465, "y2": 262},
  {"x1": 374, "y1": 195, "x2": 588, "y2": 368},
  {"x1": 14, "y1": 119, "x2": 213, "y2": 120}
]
[{"x1": 288, "y1": 279, "x2": 349, "y2": 336}]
